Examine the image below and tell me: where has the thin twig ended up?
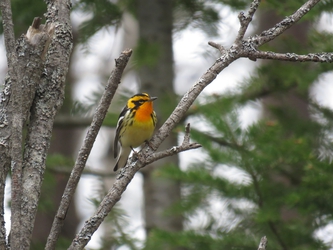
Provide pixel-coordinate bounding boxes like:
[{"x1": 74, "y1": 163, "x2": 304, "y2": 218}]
[
  {"x1": 208, "y1": 41, "x2": 226, "y2": 54},
  {"x1": 45, "y1": 49, "x2": 132, "y2": 250},
  {"x1": 235, "y1": 0, "x2": 261, "y2": 43},
  {"x1": 145, "y1": 123, "x2": 201, "y2": 165},
  {"x1": 246, "y1": 50, "x2": 333, "y2": 63}
]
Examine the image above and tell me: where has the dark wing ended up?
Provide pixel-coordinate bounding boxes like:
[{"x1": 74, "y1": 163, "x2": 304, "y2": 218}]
[
  {"x1": 151, "y1": 111, "x2": 157, "y2": 127},
  {"x1": 114, "y1": 105, "x2": 128, "y2": 158}
]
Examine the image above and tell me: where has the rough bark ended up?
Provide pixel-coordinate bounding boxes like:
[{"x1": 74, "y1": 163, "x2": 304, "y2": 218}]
[
  {"x1": 11, "y1": 20, "x2": 54, "y2": 250},
  {"x1": 0, "y1": 4, "x2": 15, "y2": 245},
  {"x1": 19, "y1": 0, "x2": 73, "y2": 249},
  {"x1": 0, "y1": 1, "x2": 22, "y2": 248},
  {"x1": 0, "y1": 1, "x2": 56, "y2": 247}
]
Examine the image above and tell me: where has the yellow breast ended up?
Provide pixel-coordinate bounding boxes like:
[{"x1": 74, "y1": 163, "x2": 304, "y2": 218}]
[{"x1": 120, "y1": 118, "x2": 155, "y2": 148}]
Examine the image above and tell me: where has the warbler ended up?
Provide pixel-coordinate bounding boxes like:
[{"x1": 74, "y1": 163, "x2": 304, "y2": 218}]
[{"x1": 113, "y1": 93, "x2": 157, "y2": 171}]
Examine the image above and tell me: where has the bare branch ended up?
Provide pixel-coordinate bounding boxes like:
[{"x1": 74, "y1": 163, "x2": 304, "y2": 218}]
[
  {"x1": 45, "y1": 49, "x2": 132, "y2": 250},
  {"x1": 209, "y1": 0, "x2": 324, "y2": 64},
  {"x1": 0, "y1": 0, "x2": 16, "y2": 64},
  {"x1": 145, "y1": 123, "x2": 201, "y2": 165},
  {"x1": 258, "y1": 236, "x2": 268, "y2": 250},
  {"x1": 246, "y1": 50, "x2": 333, "y2": 63},
  {"x1": 256, "y1": 0, "x2": 321, "y2": 46},
  {"x1": 235, "y1": 0, "x2": 261, "y2": 43},
  {"x1": 208, "y1": 41, "x2": 226, "y2": 54}
]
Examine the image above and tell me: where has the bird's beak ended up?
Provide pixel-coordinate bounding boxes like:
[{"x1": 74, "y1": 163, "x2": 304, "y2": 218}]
[{"x1": 150, "y1": 97, "x2": 157, "y2": 101}]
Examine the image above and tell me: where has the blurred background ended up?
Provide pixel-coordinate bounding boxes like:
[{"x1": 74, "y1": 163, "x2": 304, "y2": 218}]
[{"x1": 1, "y1": 0, "x2": 333, "y2": 249}]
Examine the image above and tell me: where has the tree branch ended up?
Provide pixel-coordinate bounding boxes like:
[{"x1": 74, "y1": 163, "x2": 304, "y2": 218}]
[
  {"x1": 208, "y1": 41, "x2": 226, "y2": 54},
  {"x1": 0, "y1": 2, "x2": 53, "y2": 249},
  {"x1": 45, "y1": 49, "x2": 132, "y2": 250},
  {"x1": 257, "y1": 236, "x2": 268, "y2": 250},
  {"x1": 0, "y1": 3, "x2": 17, "y2": 248},
  {"x1": 246, "y1": 50, "x2": 333, "y2": 63},
  {"x1": 235, "y1": 0, "x2": 261, "y2": 43},
  {"x1": 210, "y1": 0, "x2": 325, "y2": 64},
  {"x1": 255, "y1": 0, "x2": 321, "y2": 46},
  {"x1": 0, "y1": 1, "x2": 23, "y2": 248},
  {"x1": 0, "y1": 0, "x2": 16, "y2": 63},
  {"x1": 11, "y1": 18, "x2": 54, "y2": 250},
  {"x1": 19, "y1": 0, "x2": 73, "y2": 249},
  {"x1": 145, "y1": 123, "x2": 201, "y2": 165}
]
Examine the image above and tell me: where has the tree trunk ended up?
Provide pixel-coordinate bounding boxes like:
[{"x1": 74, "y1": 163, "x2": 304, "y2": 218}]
[{"x1": 137, "y1": 0, "x2": 183, "y2": 236}]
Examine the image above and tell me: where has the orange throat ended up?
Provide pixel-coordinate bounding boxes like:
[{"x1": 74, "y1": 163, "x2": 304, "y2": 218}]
[{"x1": 135, "y1": 101, "x2": 153, "y2": 122}]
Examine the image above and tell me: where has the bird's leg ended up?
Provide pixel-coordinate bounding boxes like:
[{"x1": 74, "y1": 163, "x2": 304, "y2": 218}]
[
  {"x1": 130, "y1": 146, "x2": 145, "y2": 163},
  {"x1": 130, "y1": 146, "x2": 138, "y2": 154},
  {"x1": 144, "y1": 140, "x2": 154, "y2": 149}
]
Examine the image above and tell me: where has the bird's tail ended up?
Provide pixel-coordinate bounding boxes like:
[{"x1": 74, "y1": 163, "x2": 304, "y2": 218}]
[{"x1": 113, "y1": 146, "x2": 131, "y2": 171}]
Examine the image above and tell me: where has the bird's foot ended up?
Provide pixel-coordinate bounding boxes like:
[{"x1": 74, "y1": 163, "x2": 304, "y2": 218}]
[{"x1": 130, "y1": 146, "x2": 145, "y2": 163}]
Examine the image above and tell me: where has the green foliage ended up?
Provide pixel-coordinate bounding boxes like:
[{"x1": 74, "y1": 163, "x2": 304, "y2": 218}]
[
  {"x1": 73, "y1": 0, "x2": 122, "y2": 43},
  {"x1": 144, "y1": 229, "x2": 260, "y2": 250},
  {"x1": 173, "y1": 0, "x2": 250, "y2": 36},
  {"x1": 74, "y1": 0, "x2": 251, "y2": 43},
  {"x1": 158, "y1": 90, "x2": 333, "y2": 249}
]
